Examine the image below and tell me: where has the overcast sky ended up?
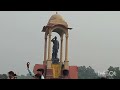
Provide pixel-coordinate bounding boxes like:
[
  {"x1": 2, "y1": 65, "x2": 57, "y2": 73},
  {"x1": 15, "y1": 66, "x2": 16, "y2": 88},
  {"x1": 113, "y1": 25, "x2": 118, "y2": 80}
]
[{"x1": 0, "y1": 11, "x2": 120, "y2": 75}]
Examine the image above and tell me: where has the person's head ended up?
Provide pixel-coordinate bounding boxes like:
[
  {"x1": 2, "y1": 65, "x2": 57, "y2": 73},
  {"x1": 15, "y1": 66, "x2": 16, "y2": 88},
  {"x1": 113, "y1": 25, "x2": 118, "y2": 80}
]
[
  {"x1": 37, "y1": 69, "x2": 44, "y2": 75},
  {"x1": 8, "y1": 71, "x2": 15, "y2": 79},
  {"x1": 35, "y1": 73, "x2": 41, "y2": 79},
  {"x1": 55, "y1": 36, "x2": 57, "y2": 40},
  {"x1": 63, "y1": 69, "x2": 69, "y2": 77}
]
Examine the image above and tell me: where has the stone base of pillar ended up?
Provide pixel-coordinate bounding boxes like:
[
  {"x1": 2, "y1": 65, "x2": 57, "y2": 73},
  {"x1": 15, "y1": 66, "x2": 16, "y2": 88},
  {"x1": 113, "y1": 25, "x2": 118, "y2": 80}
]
[
  {"x1": 47, "y1": 59, "x2": 52, "y2": 69},
  {"x1": 60, "y1": 62, "x2": 63, "y2": 66},
  {"x1": 45, "y1": 68, "x2": 53, "y2": 79},
  {"x1": 64, "y1": 61, "x2": 69, "y2": 70}
]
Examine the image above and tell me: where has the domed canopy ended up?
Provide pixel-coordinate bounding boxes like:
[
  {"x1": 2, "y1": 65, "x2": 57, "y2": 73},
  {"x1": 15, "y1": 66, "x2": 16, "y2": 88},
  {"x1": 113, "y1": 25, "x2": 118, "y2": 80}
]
[{"x1": 47, "y1": 13, "x2": 68, "y2": 28}]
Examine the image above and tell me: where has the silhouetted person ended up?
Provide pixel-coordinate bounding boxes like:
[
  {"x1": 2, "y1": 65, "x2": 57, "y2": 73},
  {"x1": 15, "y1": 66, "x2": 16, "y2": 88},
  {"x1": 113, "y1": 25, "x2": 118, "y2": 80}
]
[
  {"x1": 37, "y1": 69, "x2": 45, "y2": 79},
  {"x1": 62, "y1": 69, "x2": 70, "y2": 79},
  {"x1": 8, "y1": 71, "x2": 16, "y2": 79}
]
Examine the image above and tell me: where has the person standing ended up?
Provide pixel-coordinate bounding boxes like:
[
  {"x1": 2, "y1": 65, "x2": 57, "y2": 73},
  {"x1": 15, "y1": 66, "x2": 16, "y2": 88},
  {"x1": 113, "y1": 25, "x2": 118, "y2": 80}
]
[
  {"x1": 8, "y1": 71, "x2": 16, "y2": 79},
  {"x1": 27, "y1": 62, "x2": 45, "y2": 79},
  {"x1": 37, "y1": 69, "x2": 45, "y2": 79}
]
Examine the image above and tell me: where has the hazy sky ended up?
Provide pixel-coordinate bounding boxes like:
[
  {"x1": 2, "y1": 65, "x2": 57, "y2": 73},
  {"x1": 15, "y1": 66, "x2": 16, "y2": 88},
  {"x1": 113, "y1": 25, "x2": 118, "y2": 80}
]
[{"x1": 0, "y1": 11, "x2": 120, "y2": 75}]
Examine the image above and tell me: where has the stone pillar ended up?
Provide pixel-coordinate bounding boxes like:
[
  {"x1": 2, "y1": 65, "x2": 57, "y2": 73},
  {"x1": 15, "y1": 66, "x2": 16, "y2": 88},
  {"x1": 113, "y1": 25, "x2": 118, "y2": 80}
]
[
  {"x1": 46, "y1": 30, "x2": 53, "y2": 79},
  {"x1": 43, "y1": 33, "x2": 47, "y2": 65},
  {"x1": 60, "y1": 34, "x2": 63, "y2": 65},
  {"x1": 64, "y1": 34, "x2": 69, "y2": 70},
  {"x1": 47, "y1": 31, "x2": 52, "y2": 69}
]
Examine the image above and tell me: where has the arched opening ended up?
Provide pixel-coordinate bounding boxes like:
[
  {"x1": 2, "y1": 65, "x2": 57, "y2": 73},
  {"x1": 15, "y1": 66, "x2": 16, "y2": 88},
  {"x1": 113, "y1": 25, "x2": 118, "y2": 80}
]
[{"x1": 51, "y1": 27, "x2": 66, "y2": 36}]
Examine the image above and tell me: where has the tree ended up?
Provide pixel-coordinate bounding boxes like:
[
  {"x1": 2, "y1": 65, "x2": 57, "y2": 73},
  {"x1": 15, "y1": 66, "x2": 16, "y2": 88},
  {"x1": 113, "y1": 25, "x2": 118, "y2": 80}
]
[
  {"x1": 107, "y1": 66, "x2": 120, "y2": 79},
  {"x1": 78, "y1": 66, "x2": 99, "y2": 79},
  {"x1": 0, "y1": 74, "x2": 8, "y2": 79},
  {"x1": 2, "y1": 74, "x2": 7, "y2": 79}
]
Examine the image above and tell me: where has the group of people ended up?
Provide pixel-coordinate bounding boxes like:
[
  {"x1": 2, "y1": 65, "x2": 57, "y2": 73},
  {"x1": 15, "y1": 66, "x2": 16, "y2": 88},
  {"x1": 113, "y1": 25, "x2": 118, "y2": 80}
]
[
  {"x1": 7, "y1": 62, "x2": 69, "y2": 79},
  {"x1": 7, "y1": 69, "x2": 45, "y2": 79},
  {"x1": 7, "y1": 62, "x2": 45, "y2": 79}
]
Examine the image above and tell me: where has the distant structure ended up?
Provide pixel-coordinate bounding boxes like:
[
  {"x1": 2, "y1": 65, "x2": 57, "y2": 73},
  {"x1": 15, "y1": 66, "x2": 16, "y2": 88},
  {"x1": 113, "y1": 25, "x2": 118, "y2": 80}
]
[{"x1": 33, "y1": 12, "x2": 78, "y2": 79}]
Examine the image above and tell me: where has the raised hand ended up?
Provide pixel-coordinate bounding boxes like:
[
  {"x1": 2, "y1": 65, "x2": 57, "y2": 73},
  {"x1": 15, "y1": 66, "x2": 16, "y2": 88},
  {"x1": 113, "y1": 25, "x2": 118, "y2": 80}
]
[{"x1": 27, "y1": 62, "x2": 30, "y2": 69}]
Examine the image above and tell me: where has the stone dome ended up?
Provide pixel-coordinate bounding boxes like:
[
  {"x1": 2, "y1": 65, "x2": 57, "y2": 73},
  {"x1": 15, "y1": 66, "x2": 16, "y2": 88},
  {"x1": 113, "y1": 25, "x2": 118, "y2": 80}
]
[{"x1": 47, "y1": 13, "x2": 68, "y2": 27}]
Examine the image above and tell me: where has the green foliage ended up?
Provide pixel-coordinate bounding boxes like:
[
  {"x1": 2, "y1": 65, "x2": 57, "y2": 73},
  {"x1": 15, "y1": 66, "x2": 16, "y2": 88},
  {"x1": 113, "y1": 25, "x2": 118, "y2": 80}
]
[
  {"x1": 0, "y1": 74, "x2": 7, "y2": 79},
  {"x1": 78, "y1": 66, "x2": 120, "y2": 79},
  {"x1": 78, "y1": 66, "x2": 99, "y2": 79},
  {"x1": 17, "y1": 74, "x2": 33, "y2": 79},
  {"x1": 107, "y1": 66, "x2": 120, "y2": 79}
]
